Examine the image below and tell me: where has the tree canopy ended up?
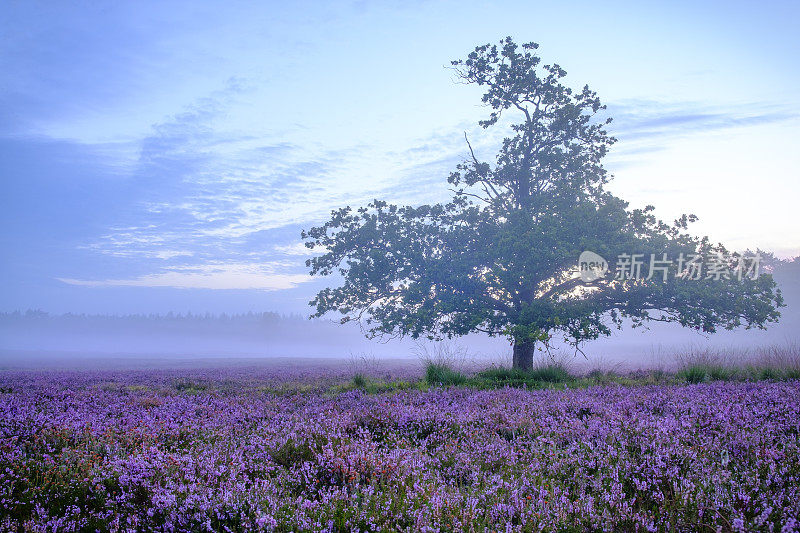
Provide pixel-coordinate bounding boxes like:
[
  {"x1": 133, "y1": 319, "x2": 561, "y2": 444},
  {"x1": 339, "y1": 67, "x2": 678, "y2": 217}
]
[{"x1": 301, "y1": 37, "x2": 783, "y2": 369}]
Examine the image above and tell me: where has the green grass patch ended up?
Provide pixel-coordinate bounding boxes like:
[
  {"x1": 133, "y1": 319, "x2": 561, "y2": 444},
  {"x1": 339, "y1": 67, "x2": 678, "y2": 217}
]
[
  {"x1": 679, "y1": 365, "x2": 708, "y2": 384},
  {"x1": 529, "y1": 363, "x2": 573, "y2": 383},
  {"x1": 424, "y1": 363, "x2": 467, "y2": 386},
  {"x1": 468, "y1": 363, "x2": 575, "y2": 389},
  {"x1": 332, "y1": 357, "x2": 800, "y2": 396},
  {"x1": 351, "y1": 373, "x2": 367, "y2": 389}
]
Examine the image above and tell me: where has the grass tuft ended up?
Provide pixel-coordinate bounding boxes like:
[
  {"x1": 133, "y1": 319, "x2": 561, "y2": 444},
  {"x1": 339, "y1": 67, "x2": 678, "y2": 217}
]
[
  {"x1": 472, "y1": 363, "x2": 574, "y2": 389},
  {"x1": 529, "y1": 363, "x2": 573, "y2": 383},
  {"x1": 758, "y1": 366, "x2": 782, "y2": 381},
  {"x1": 425, "y1": 363, "x2": 467, "y2": 386},
  {"x1": 679, "y1": 365, "x2": 708, "y2": 384},
  {"x1": 707, "y1": 365, "x2": 734, "y2": 381},
  {"x1": 351, "y1": 373, "x2": 367, "y2": 389}
]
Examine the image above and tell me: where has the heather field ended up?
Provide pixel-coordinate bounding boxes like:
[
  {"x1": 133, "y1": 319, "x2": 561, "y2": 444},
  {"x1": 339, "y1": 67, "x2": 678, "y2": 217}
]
[{"x1": 1, "y1": 367, "x2": 799, "y2": 532}]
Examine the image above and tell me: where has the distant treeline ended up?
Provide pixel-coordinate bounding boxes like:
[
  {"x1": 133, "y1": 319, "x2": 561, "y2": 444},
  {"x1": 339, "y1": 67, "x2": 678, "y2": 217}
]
[
  {"x1": 0, "y1": 310, "x2": 308, "y2": 324},
  {"x1": 0, "y1": 310, "x2": 365, "y2": 356}
]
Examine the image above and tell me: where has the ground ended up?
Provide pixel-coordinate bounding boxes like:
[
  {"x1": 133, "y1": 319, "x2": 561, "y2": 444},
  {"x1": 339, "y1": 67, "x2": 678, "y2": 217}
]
[{"x1": 1, "y1": 365, "x2": 799, "y2": 531}]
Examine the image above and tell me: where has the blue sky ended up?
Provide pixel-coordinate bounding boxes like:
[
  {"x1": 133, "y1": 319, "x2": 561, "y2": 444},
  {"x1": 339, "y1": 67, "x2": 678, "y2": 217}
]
[{"x1": 1, "y1": 0, "x2": 799, "y2": 315}]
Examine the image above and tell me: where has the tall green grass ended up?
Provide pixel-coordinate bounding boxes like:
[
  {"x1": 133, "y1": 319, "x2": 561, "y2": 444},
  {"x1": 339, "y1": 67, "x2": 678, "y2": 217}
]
[
  {"x1": 425, "y1": 363, "x2": 467, "y2": 386},
  {"x1": 356, "y1": 342, "x2": 800, "y2": 393},
  {"x1": 476, "y1": 364, "x2": 573, "y2": 384},
  {"x1": 673, "y1": 343, "x2": 800, "y2": 384}
]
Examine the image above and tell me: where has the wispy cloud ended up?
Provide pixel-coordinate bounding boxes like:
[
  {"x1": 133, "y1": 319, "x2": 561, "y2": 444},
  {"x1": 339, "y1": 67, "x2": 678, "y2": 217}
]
[
  {"x1": 63, "y1": 81, "x2": 469, "y2": 290},
  {"x1": 602, "y1": 99, "x2": 798, "y2": 170},
  {"x1": 273, "y1": 242, "x2": 314, "y2": 256},
  {"x1": 58, "y1": 261, "x2": 310, "y2": 290},
  {"x1": 83, "y1": 83, "x2": 469, "y2": 265},
  {"x1": 60, "y1": 90, "x2": 800, "y2": 291},
  {"x1": 608, "y1": 99, "x2": 796, "y2": 144}
]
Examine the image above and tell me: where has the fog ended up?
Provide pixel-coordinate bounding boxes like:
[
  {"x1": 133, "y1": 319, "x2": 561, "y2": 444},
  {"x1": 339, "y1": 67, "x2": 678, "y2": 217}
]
[
  {"x1": 2, "y1": 259, "x2": 798, "y2": 371},
  {"x1": 0, "y1": 310, "x2": 511, "y2": 369}
]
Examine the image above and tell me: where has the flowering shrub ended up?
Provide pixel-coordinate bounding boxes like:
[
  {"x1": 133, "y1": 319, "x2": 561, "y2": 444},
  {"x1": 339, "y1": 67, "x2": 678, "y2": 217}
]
[{"x1": 1, "y1": 370, "x2": 798, "y2": 531}]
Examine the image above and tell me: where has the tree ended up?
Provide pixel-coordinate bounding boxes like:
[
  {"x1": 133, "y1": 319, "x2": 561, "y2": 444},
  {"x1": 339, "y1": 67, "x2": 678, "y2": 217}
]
[{"x1": 301, "y1": 37, "x2": 783, "y2": 370}]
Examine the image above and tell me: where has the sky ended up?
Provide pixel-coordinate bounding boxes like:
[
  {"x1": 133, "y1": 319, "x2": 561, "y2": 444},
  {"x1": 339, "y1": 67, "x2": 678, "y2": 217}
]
[{"x1": 1, "y1": 0, "x2": 799, "y2": 316}]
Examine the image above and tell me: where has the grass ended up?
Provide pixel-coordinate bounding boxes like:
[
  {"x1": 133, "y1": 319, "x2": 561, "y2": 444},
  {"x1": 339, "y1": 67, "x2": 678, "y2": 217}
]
[
  {"x1": 419, "y1": 354, "x2": 800, "y2": 393},
  {"x1": 332, "y1": 374, "x2": 418, "y2": 395},
  {"x1": 671, "y1": 343, "x2": 800, "y2": 385},
  {"x1": 328, "y1": 355, "x2": 800, "y2": 396},
  {"x1": 471, "y1": 364, "x2": 573, "y2": 389},
  {"x1": 351, "y1": 373, "x2": 367, "y2": 389},
  {"x1": 676, "y1": 362, "x2": 795, "y2": 384},
  {"x1": 159, "y1": 343, "x2": 800, "y2": 397},
  {"x1": 679, "y1": 365, "x2": 709, "y2": 384},
  {"x1": 530, "y1": 363, "x2": 573, "y2": 383},
  {"x1": 156, "y1": 359, "x2": 800, "y2": 398},
  {"x1": 708, "y1": 365, "x2": 735, "y2": 381},
  {"x1": 425, "y1": 362, "x2": 468, "y2": 386},
  {"x1": 422, "y1": 362, "x2": 576, "y2": 390}
]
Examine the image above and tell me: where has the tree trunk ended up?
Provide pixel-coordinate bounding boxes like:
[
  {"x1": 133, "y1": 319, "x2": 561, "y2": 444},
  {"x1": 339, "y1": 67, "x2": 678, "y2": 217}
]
[{"x1": 512, "y1": 340, "x2": 534, "y2": 371}]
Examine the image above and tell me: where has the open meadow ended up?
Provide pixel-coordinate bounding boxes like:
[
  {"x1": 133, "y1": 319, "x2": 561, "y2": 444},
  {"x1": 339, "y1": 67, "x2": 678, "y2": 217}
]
[{"x1": 2, "y1": 356, "x2": 799, "y2": 532}]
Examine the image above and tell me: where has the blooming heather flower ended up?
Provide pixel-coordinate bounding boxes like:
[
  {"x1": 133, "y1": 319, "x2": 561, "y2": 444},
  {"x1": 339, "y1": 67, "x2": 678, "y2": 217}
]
[{"x1": 0, "y1": 370, "x2": 798, "y2": 531}]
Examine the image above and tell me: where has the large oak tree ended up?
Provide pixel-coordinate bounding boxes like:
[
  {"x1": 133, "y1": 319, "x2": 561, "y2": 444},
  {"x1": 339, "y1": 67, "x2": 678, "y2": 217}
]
[{"x1": 302, "y1": 37, "x2": 783, "y2": 369}]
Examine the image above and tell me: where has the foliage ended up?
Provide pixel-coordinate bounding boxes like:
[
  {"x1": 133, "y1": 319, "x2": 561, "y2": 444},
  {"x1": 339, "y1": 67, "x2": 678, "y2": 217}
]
[{"x1": 302, "y1": 37, "x2": 783, "y2": 368}]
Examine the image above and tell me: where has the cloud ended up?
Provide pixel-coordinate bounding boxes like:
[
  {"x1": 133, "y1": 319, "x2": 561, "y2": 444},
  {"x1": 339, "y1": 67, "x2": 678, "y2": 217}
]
[
  {"x1": 608, "y1": 100, "x2": 796, "y2": 144},
  {"x1": 80, "y1": 82, "x2": 330, "y2": 262},
  {"x1": 83, "y1": 82, "x2": 468, "y2": 268},
  {"x1": 273, "y1": 242, "x2": 315, "y2": 256},
  {"x1": 58, "y1": 262, "x2": 310, "y2": 290},
  {"x1": 601, "y1": 99, "x2": 799, "y2": 170},
  {"x1": 54, "y1": 86, "x2": 800, "y2": 294}
]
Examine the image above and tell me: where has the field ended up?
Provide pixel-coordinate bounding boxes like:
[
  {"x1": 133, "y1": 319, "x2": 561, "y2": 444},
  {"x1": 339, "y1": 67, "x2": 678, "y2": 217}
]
[{"x1": 1, "y1": 364, "x2": 799, "y2": 532}]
